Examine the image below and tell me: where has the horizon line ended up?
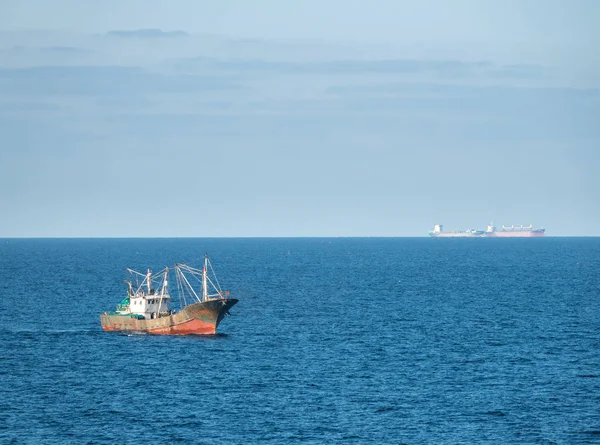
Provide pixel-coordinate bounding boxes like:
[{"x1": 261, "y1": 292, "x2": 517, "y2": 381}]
[{"x1": 1, "y1": 235, "x2": 598, "y2": 240}]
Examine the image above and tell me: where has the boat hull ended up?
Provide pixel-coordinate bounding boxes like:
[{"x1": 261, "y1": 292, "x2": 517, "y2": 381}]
[
  {"x1": 486, "y1": 230, "x2": 545, "y2": 237},
  {"x1": 429, "y1": 233, "x2": 484, "y2": 238},
  {"x1": 100, "y1": 299, "x2": 238, "y2": 335}
]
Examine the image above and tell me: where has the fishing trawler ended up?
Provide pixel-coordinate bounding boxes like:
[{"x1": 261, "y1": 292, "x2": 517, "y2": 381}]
[{"x1": 100, "y1": 255, "x2": 238, "y2": 335}]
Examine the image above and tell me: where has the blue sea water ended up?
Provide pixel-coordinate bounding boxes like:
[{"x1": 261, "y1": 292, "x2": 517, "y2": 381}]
[{"x1": 0, "y1": 237, "x2": 599, "y2": 444}]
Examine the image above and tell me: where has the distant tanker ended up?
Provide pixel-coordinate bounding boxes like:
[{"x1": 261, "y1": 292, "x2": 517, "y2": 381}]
[
  {"x1": 429, "y1": 224, "x2": 545, "y2": 238},
  {"x1": 484, "y1": 224, "x2": 545, "y2": 237}
]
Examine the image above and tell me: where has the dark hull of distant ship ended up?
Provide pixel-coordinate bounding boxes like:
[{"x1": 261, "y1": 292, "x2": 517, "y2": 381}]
[{"x1": 100, "y1": 299, "x2": 238, "y2": 335}]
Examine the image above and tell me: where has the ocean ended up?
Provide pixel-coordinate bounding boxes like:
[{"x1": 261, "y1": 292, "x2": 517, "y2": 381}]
[{"x1": 0, "y1": 237, "x2": 599, "y2": 444}]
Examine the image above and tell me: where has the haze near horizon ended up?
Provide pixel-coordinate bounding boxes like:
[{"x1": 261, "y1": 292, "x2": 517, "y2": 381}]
[{"x1": 0, "y1": 0, "x2": 598, "y2": 237}]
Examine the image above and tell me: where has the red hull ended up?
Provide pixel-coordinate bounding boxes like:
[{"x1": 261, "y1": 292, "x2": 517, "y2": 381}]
[
  {"x1": 100, "y1": 299, "x2": 238, "y2": 335},
  {"x1": 147, "y1": 318, "x2": 218, "y2": 335}
]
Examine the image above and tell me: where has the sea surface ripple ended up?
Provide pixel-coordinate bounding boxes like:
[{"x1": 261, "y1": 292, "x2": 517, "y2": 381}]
[{"x1": 0, "y1": 238, "x2": 599, "y2": 444}]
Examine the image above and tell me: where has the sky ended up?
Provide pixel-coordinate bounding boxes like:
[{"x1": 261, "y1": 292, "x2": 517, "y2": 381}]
[
  {"x1": 2, "y1": 1, "x2": 598, "y2": 44},
  {"x1": 0, "y1": 0, "x2": 598, "y2": 236}
]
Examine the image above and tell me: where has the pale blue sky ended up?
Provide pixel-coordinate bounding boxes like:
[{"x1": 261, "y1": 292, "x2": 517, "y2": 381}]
[
  {"x1": 2, "y1": 1, "x2": 598, "y2": 44},
  {"x1": 0, "y1": 0, "x2": 598, "y2": 236}
]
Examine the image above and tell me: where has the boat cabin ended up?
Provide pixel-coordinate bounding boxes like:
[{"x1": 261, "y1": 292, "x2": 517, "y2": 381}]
[
  {"x1": 120, "y1": 269, "x2": 172, "y2": 320},
  {"x1": 129, "y1": 291, "x2": 171, "y2": 320}
]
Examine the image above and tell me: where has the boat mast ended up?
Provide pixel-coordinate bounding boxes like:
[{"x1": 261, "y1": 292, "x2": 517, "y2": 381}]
[
  {"x1": 146, "y1": 269, "x2": 152, "y2": 295},
  {"x1": 202, "y1": 255, "x2": 208, "y2": 302},
  {"x1": 157, "y1": 267, "x2": 168, "y2": 315}
]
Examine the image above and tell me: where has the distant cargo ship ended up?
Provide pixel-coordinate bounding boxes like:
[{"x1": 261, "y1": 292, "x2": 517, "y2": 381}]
[
  {"x1": 484, "y1": 224, "x2": 545, "y2": 237},
  {"x1": 428, "y1": 224, "x2": 484, "y2": 237},
  {"x1": 429, "y1": 224, "x2": 545, "y2": 238}
]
